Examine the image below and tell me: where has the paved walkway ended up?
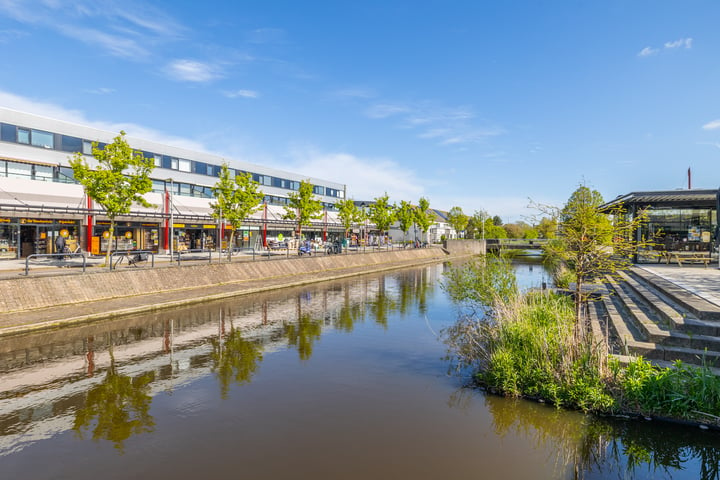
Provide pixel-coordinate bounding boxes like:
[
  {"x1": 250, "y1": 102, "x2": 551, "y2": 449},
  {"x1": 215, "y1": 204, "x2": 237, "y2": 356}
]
[
  {"x1": 0, "y1": 249, "x2": 445, "y2": 337},
  {"x1": 638, "y1": 263, "x2": 720, "y2": 308}
]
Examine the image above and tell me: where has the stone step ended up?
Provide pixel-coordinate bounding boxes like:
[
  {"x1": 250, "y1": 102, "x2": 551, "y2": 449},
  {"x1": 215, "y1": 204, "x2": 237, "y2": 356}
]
[
  {"x1": 618, "y1": 270, "x2": 719, "y2": 337},
  {"x1": 611, "y1": 354, "x2": 720, "y2": 376},
  {"x1": 605, "y1": 275, "x2": 720, "y2": 353},
  {"x1": 630, "y1": 267, "x2": 720, "y2": 321},
  {"x1": 598, "y1": 279, "x2": 720, "y2": 366}
]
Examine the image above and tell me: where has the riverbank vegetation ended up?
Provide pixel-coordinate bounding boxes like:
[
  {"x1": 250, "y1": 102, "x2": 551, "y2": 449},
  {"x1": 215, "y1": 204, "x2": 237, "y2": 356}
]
[{"x1": 442, "y1": 254, "x2": 720, "y2": 427}]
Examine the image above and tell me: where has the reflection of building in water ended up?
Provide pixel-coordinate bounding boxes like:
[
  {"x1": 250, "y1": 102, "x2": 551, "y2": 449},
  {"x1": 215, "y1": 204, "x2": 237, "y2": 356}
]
[{"x1": 0, "y1": 265, "x2": 441, "y2": 455}]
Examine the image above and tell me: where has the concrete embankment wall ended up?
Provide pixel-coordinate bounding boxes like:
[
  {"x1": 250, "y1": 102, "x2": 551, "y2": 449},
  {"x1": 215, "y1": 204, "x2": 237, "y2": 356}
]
[
  {"x1": 443, "y1": 239, "x2": 485, "y2": 256},
  {"x1": 0, "y1": 248, "x2": 448, "y2": 314}
]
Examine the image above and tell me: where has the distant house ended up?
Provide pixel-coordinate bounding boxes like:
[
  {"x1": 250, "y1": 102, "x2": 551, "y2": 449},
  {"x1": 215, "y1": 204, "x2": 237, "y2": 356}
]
[{"x1": 387, "y1": 208, "x2": 457, "y2": 244}]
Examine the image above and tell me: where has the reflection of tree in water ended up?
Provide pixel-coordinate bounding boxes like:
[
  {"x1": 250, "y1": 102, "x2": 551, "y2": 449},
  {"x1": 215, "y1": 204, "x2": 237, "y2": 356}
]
[
  {"x1": 482, "y1": 393, "x2": 720, "y2": 480},
  {"x1": 284, "y1": 313, "x2": 323, "y2": 361},
  {"x1": 368, "y1": 277, "x2": 396, "y2": 328},
  {"x1": 210, "y1": 326, "x2": 264, "y2": 398},
  {"x1": 73, "y1": 346, "x2": 155, "y2": 452},
  {"x1": 336, "y1": 301, "x2": 365, "y2": 332}
]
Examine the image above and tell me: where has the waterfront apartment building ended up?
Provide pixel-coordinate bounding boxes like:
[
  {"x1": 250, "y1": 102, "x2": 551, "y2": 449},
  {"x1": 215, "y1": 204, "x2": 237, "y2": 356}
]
[{"x1": 0, "y1": 108, "x2": 347, "y2": 259}]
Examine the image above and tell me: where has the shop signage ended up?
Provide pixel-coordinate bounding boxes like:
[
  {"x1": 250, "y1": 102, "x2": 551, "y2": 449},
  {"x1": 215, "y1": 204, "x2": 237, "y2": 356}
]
[
  {"x1": 0, "y1": 218, "x2": 10, "y2": 223},
  {"x1": 20, "y1": 218, "x2": 76, "y2": 225}
]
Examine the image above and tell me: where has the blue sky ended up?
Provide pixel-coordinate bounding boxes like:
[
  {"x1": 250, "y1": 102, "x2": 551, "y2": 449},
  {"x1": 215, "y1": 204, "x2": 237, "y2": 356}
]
[{"x1": 1, "y1": 1, "x2": 720, "y2": 222}]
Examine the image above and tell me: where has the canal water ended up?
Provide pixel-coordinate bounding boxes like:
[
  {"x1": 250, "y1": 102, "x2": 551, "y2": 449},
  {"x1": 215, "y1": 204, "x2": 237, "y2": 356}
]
[{"x1": 0, "y1": 260, "x2": 717, "y2": 479}]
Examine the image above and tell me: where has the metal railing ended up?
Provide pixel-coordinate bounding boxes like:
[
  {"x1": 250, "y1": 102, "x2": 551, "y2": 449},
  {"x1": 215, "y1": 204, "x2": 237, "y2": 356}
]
[
  {"x1": 172, "y1": 249, "x2": 213, "y2": 265},
  {"x1": 25, "y1": 252, "x2": 87, "y2": 275},
  {"x1": 109, "y1": 250, "x2": 156, "y2": 270},
  {"x1": 18, "y1": 241, "x2": 417, "y2": 276}
]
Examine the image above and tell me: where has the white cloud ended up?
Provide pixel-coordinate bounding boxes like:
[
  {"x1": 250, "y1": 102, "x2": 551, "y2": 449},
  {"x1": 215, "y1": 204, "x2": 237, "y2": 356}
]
[
  {"x1": 664, "y1": 38, "x2": 693, "y2": 50},
  {"x1": 275, "y1": 147, "x2": 424, "y2": 202},
  {"x1": 702, "y1": 119, "x2": 720, "y2": 130},
  {"x1": 639, "y1": 38, "x2": 692, "y2": 58},
  {"x1": 638, "y1": 46, "x2": 658, "y2": 57},
  {"x1": 0, "y1": 90, "x2": 208, "y2": 151},
  {"x1": 429, "y1": 193, "x2": 542, "y2": 222},
  {"x1": 84, "y1": 87, "x2": 115, "y2": 95},
  {"x1": 167, "y1": 59, "x2": 222, "y2": 83},
  {"x1": 224, "y1": 89, "x2": 259, "y2": 99},
  {"x1": 0, "y1": 0, "x2": 182, "y2": 59},
  {"x1": 365, "y1": 103, "x2": 411, "y2": 119}
]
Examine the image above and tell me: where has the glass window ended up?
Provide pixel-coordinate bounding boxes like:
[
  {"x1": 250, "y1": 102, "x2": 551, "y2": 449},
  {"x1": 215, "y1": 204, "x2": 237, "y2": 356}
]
[
  {"x1": 31, "y1": 129, "x2": 54, "y2": 148},
  {"x1": 194, "y1": 161, "x2": 206, "y2": 174},
  {"x1": 7, "y1": 161, "x2": 32, "y2": 178},
  {"x1": 206, "y1": 165, "x2": 214, "y2": 176},
  {"x1": 162, "y1": 155, "x2": 172, "y2": 169},
  {"x1": 58, "y1": 166, "x2": 75, "y2": 183},
  {"x1": 291, "y1": 181, "x2": 299, "y2": 190},
  {"x1": 314, "y1": 185, "x2": 325, "y2": 195},
  {"x1": 272, "y1": 177, "x2": 282, "y2": 188},
  {"x1": 1, "y1": 123, "x2": 16, "y2": 142},
  {"x1": 179, "y1": 183, "x2": 191, "y2": 196},
  {"x1": 171, "y1": 158, "x2": 179, "y2": 170},
  {"x1": 151, "y1": 179, "x2": 166, "y2": 193},
  {"x1": 82, "y1": 140, "x2": 93, "y2": 155},
  {"x1": 178, "y1": 158, "x2": 191, "y2": 172},
  {"x1": 18, "y1": 128, "x2": 29, "y2": 144},
  {"x1": 33, "y1": 164, "x2": 53, "y2": 181},
  {"x1": 60, "y1": 135, "x2": 83, "y2": 153},
  {"x1": 154, "y1": 154, "x2": 162, "y2": 167}
]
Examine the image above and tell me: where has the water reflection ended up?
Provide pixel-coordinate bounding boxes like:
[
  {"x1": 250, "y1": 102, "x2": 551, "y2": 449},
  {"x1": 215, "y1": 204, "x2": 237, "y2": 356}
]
[
  {"x1": 0, "y1": 266, "x2": 439, "y2": 454},
  {"x1": 0, "y1": 261, "x2": 717, "y2": 479},
  {"x1": 73, "y1": 346, "x2": 155, "y2": 451},
  {"x1": 210, "y1": 324, "x2": 264, "y2": 397}
]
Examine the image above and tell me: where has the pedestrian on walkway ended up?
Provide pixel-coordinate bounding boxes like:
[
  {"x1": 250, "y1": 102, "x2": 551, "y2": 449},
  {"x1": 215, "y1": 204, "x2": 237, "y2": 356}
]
[{"x1": 55, "y1": 234, "x2": 65, "y2": 258}]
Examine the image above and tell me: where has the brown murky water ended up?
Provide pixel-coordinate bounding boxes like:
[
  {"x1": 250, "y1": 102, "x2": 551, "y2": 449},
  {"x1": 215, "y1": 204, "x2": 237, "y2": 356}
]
[{"x1": 0, "y1": 261, "x2": 717, "y2": 480}]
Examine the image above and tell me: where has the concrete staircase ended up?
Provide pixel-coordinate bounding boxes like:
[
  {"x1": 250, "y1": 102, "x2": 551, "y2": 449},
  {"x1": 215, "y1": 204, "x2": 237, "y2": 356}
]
[{"x1": 589, "y1": 266, "x2": 720, "y2": 370}]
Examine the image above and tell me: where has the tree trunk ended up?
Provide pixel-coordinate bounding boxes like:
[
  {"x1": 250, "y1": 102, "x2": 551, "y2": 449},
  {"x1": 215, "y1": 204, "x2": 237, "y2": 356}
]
[
  {"x1": 104, "y1": 220, "x2": 115, "y2": 267},
  {"x1": 227, "y1": 230, "x2": 236, "y2": 262}
]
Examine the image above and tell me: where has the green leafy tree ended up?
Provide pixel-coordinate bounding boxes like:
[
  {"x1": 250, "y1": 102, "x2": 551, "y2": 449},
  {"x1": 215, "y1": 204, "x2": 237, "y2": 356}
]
[
  {"x1": 447, "y1": 206, "x2": 469, "y2": 238},
  {"x1": 395, "y1": 200, "x2": 415, "y2": 243},
  {"x1": 210, "y1": 163, "x2": 264, "y2": 260},
  {"x1": 69, "y1": 131, "x2": 154, "y2": 266},
  {"x1": 540, "y1": 183, "x2": 648, "y2": 323},
  {"x1": 536, "y1": 217, "x2": 558, "y2": 239},
  {"x1": 283, "y1": 180, "x2": 323, "y2": 239},
  {"x1": 368, "y1": 193, "x2": 396, "y2": 244},
  {"x1": 466, "y1": 210, "x2": 488, "y2": 239},
  {"x1": 503, "y1": 221, "x2": 532, "y2": 239},
  {"x1": 336, "y1": 198, "x2": 363, "y2": 240},
  {"x1": 414, "y1": 197, "x2": 433, "y2": 243}
]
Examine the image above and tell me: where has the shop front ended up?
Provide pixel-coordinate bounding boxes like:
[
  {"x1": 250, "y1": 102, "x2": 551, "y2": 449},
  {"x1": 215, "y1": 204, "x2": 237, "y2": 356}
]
[
  {"x1": 602, "y1": 189, "x2": 719, "y2": 263},
  {"x1": 173, "y1": 223, "x2": 218, "y2": 251},
  {"x1": 92, "y1": 220, "x2": 161, "y2": 255},
  {"x1": 17, "y1": 218, "x2": 80, "y2": 258}
]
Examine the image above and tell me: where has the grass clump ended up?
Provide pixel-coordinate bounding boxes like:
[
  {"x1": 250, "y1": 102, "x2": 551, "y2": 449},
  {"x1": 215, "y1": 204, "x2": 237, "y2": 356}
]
[
  {"x1": 443, "y1": 255, "x2": 720, "y2": 425},
  {"x1": 443, "y1": 255, "x2": 613, "y2": 412},
  {"x1": 611, "y1": 357, "x2": 720, "y2": 422}
]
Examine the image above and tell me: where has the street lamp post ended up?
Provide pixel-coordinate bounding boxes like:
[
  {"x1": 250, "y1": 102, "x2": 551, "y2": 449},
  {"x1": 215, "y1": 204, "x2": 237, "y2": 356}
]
[{"x1": 166, "y1": 178, "x2": 174, "y2": 257}]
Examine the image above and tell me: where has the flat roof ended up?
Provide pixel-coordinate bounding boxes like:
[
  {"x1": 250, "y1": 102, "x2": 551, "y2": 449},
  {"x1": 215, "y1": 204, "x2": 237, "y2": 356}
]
[{"x1": 602, "y1": 189, "x2": 719, "y2": 209}]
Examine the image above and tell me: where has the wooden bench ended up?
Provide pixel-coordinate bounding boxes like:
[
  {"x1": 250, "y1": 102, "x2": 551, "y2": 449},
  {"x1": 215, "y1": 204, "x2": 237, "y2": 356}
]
[{"x1": 669, "y1": 251, "x2": 712, "y2": 267}]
